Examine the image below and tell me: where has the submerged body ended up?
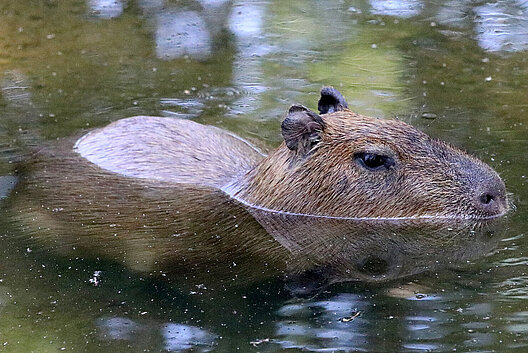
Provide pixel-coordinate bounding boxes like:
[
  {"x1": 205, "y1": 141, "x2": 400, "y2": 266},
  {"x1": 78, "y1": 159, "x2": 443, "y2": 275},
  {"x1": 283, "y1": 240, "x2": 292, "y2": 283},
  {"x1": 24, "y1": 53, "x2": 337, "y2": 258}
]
[{"x1": 8, "y1": 88, "x2": 509, "y2": 290}]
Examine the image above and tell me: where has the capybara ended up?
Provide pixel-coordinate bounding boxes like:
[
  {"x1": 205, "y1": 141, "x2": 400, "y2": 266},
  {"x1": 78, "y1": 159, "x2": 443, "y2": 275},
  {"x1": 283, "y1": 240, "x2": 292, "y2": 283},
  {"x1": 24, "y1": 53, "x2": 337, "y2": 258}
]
[
  {"x1": 7, "y1": 87, "x2": 509, "y2": 291},
  {"x1": 75, "y1": 87, "x2": 508, "y2": 220}
]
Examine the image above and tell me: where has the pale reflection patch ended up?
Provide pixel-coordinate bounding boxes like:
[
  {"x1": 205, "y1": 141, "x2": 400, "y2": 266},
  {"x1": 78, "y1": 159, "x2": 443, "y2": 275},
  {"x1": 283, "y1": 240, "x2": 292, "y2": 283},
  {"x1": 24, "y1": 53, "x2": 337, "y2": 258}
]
[
  {"x1": 370, "y1": 0, "x2": 424, "y2": 18},
  {"x1": 97, "y1": 317, "x2": 140, "y2": 340},
  {"x1": 474, "y1": 1, "x2": 528, "y2": 52},
  {"x1": 88, "y1": 0, "x2": 124, "y2": 19},
  {"x1": 97, "y1": 318, "x2": 217, "y2": 351},
  {"x1": 163, "y1": 323, "x2": 217, "y2": 352},
  {"x1": 155, "y1": 11, "x2": 212, "y2": 60}
]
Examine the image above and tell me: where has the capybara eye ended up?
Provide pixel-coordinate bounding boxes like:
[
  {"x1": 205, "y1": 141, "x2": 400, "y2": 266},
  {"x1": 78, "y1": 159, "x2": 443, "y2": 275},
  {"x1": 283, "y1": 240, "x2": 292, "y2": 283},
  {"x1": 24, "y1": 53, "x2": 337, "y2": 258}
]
[{"x1": 354, "y1": 152, "x2": 395, "y2": 171}]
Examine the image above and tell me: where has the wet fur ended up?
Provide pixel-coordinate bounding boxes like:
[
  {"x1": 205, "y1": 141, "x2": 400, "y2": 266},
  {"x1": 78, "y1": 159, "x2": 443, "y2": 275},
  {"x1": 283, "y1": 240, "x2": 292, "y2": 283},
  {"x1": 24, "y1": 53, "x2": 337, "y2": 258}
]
[
  {"x1": 6, "y1": 92, "x2": 509, "y2": 289},
  {"x1": 231, "y1": 110, "x2": 507, "y2": 219}
]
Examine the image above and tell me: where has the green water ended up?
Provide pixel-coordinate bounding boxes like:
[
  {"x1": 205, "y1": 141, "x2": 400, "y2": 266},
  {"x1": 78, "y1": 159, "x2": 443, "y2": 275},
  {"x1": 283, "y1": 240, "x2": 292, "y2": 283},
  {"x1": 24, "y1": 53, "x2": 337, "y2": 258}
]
[{"x1": 0, "y1": 0, "x2": 527, "y2": 352}]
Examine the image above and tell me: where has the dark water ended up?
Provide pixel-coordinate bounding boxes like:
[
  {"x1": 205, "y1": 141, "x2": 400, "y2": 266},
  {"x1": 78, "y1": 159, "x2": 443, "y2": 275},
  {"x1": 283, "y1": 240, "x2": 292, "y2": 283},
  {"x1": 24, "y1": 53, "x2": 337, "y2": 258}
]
[{"x1": 0, "y1": 0, "x2": 527, "y2": 352}]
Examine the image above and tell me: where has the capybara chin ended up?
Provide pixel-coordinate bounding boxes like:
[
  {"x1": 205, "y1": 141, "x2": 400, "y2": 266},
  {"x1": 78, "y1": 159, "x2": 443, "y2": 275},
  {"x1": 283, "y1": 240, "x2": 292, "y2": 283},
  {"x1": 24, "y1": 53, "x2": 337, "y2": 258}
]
[{"x1": 76, "y1": 87, "x2": 509, "y2": 220}]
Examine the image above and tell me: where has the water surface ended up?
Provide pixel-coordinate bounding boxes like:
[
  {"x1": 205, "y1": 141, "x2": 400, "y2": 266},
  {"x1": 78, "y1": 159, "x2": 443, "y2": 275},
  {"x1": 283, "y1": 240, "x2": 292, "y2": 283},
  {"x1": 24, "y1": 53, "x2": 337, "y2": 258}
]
[{"x1": 0, "y1": 0, "x2": 527, "y2": 352}]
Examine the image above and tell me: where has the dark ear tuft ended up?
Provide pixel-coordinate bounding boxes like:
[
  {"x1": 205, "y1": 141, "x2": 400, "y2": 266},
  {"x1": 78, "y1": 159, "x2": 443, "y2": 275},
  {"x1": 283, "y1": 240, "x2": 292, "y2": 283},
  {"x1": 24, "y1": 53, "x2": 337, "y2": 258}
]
[
  {"x1": 281, "y1": 105, "x2": 325, "y2": 156},
  {"x1": 318, "y1": 86, "x2": 348, "y2": 114}
]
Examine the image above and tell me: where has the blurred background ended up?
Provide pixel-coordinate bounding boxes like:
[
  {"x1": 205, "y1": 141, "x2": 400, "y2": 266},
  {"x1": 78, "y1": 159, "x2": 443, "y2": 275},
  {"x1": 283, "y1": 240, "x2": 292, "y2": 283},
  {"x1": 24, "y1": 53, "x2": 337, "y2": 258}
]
[{"x1": 0, "y1": 0, "x2": 527, "y2": 352}]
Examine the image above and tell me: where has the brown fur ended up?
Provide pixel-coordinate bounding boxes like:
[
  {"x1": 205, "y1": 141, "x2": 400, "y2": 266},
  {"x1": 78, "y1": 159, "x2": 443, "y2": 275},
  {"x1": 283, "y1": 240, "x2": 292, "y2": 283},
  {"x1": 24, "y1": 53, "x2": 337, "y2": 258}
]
[
  {"x1": 74, "y1": 112, "x2": 508, "y2": 220},
  {"x1": 231, "y1": 110, "x2": 508, "y2": 219},
  {"x1": 8, "y1": 144, "x2": 503, "y2": 287},
  {"x1": 6, "y1": 103, "x2": 509, "y2": 289}
]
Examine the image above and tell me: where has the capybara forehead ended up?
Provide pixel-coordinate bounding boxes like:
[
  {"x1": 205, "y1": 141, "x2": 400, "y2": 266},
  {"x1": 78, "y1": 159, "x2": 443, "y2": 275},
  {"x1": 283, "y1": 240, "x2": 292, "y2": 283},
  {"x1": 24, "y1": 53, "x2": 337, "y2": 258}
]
[
  {"x1": 324, "y1": 110, "x2": 427, "y2": 140},
  {"x1": 322, "y1": 110, "x2": 438, "y2": 155}
]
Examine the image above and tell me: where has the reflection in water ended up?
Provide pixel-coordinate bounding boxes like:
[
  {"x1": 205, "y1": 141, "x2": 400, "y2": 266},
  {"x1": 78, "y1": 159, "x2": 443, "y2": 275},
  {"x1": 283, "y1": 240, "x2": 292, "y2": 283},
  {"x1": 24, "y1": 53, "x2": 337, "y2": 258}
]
[
  {"x1": 155, "y1": 11, "x2": 212, "y2": 60},
  {"x1": 88, "y1": 0, "x2": 124, "y2": 19},
  {"x1": 369, "y1": 0, "x2": 424, "y2": 18},
  {"x1": 163, "y1": 324, "x2": 217, "y2": 352},
  {"x1": 474, "y1": 1, "x2": 528, "y2": 52},
  {"x1": 251, "y1": 207, "x2": 504, "y2": 290},
  {"x1": 97, "y1": 317, "x2": 217, "y2": 352}
]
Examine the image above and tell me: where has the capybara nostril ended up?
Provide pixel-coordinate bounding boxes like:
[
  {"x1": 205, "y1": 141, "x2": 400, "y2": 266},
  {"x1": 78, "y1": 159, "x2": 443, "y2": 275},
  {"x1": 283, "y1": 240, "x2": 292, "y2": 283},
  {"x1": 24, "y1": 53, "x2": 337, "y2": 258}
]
[
  {"x1": 480, "y1": 192, "x2": 494, "y2": 205},
  {"x1": 472, "y1": 174, "x2": 508, "y2": 217}
]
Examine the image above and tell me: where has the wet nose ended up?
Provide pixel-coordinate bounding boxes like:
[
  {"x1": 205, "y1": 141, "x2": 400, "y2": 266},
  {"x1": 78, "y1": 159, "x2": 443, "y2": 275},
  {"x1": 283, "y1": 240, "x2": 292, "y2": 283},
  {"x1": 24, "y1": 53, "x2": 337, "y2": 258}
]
[{"x1": 473, "y1": 172, "x2": 508, "y2": 217}]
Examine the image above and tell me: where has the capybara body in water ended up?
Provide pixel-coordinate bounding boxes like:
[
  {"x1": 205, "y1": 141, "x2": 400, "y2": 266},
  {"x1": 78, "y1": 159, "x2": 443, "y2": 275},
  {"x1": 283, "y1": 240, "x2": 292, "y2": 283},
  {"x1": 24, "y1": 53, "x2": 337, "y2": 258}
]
[
  {"x1": 75, "y1": 87, "x2": 508, "y2": 220},
  {"x1": 8, "y1": 87, "x2": 509, "y2": 290}
]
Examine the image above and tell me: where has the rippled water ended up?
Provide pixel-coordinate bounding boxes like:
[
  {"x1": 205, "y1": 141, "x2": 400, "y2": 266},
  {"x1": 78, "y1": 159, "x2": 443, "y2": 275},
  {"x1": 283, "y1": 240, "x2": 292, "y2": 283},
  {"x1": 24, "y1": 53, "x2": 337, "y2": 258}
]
[{"x1": 0, "y1": 0, "x2": 527, "y2": 352}]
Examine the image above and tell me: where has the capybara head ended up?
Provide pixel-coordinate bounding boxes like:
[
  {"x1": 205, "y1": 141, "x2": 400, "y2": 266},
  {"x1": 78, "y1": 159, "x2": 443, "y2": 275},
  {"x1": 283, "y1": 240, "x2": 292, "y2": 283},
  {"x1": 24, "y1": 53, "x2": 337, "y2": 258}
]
[{"x1": 231, "y1": 87, "x2": 509, "y2": 219}]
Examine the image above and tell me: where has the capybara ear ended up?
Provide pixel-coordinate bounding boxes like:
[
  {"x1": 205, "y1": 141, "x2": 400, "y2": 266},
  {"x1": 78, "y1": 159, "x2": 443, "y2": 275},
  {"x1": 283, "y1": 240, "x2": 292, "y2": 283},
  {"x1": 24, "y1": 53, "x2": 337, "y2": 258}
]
[
  {"x1": 281, "y1": 105, "x2": 325, "y2": 155},
  {"x1": 318, "y1": 86, "x2": 348, "y2": 114}
]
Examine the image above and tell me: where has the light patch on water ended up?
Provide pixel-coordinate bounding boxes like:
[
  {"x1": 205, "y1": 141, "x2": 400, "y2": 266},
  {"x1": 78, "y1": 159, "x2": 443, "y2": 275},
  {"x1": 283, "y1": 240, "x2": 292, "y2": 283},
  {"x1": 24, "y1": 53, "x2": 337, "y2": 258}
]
[
  {"x1": 403, "y1": 343, "x2": 444, "y2": 351},
  {"x1": 163, "y1": 323, "x2": 217, "y2": 352},
  {"x1": 229, "y1": 2, "x2": 265, "y2": 40},
  {"x1": 155, "y1": 11, "x2": 212, "y2": 60},
  {"x1": 88, "y1": 0, "x2": 124, "y2": 19},
  {"x1": 0, "y1": 176, "x2": 17, "y2": 199},
  {"x1": 197, "y1": 0, "x2": 231, "y2": 8},
  {"x1": 97, "y1": 318, "x2": 217, "y2": 351},
  {"x1": 507, "y1": 323, "x2": 528, "y2": 333},
  {"x1": 474, "y1": 1, "x2": 528, "y2": 52},
  {"x1": 497, "y1": 257, "x2": 528, "y2": 266},
  {"x1": 369, "y1": 0, "x2": 424, "y2": 18},
  {"x1": 497, "y1": 276, "x2": 528, "y2": 299},
  {"x1": 435, "y1": 0, "x2": 473, "y2": 28},
  {"x1": 506, "y1": 311, "x2": 528, "y2": 335},
  {"x1": 1, "y1": 71, "x2": 32, "y2": 108},
  {"x1": 274, "y1": 293, "x2": 367, "y2": 352},
  {"x1": 159, "y1": 98, "x2": 205, "y2": 119},
  {"x1": 228, "y1": 1, "x2": 271, "y2": 115},
  {"x1": 97, "y1": 317, "x2": 141, "y2": 340}
]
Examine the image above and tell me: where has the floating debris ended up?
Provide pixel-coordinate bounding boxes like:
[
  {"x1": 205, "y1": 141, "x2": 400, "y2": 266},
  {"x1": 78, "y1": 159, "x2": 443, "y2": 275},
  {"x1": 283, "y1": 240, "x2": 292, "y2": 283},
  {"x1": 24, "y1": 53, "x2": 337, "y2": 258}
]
[
  {"x1": 250, "y1": 338, "x2": 271, "y2": 347},
  {"x1": 339, "y1": 311, "x2": 361, "y2": 322},
  {"x1": 421, "y1": 112, "x2": 437, "y2": 120},
  {"x1": 89, "y1": 270, "x2": 102, "y2": 286}
]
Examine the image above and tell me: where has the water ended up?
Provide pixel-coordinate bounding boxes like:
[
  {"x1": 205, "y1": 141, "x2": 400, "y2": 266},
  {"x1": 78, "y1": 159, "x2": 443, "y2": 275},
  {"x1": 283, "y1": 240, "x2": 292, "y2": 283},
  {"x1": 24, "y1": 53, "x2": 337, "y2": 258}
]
[{"x1": 0, "y1": 0, "x2": 527, "y2": 351}]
